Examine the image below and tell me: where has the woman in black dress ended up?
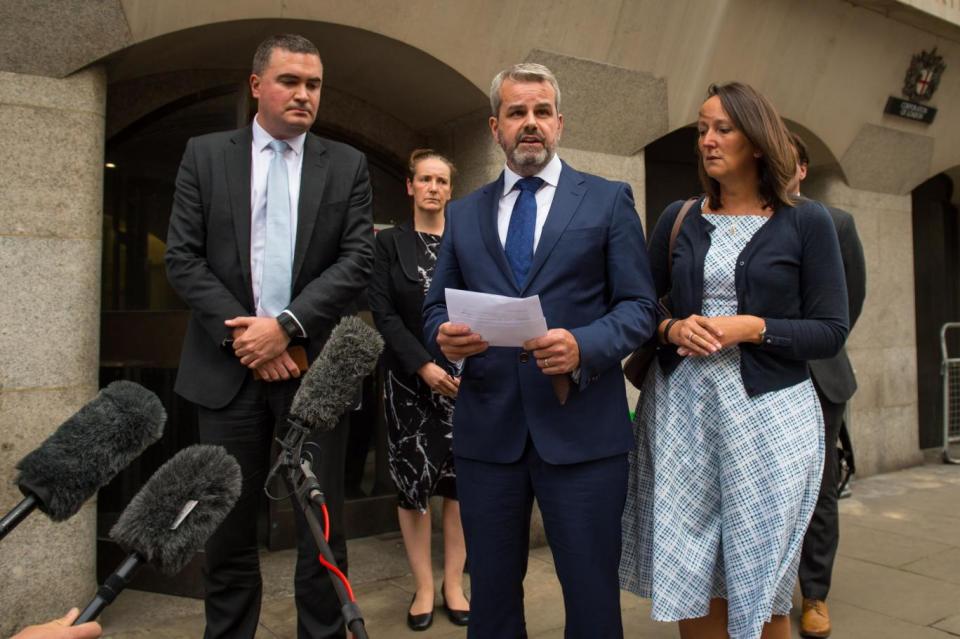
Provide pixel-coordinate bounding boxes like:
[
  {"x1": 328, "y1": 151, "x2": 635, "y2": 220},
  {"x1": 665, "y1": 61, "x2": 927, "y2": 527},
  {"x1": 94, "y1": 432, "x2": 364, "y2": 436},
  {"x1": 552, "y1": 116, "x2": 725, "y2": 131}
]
[{"x1": 368, "y1": 149, "x2": 469, "y2": 630}]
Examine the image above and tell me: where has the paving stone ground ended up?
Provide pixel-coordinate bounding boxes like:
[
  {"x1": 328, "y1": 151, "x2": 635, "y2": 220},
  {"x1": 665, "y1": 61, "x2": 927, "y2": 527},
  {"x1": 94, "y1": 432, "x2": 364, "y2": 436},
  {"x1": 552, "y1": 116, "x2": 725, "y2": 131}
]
[{"x1": 91, "y1": 462, "x2": 960, "y2": 638}]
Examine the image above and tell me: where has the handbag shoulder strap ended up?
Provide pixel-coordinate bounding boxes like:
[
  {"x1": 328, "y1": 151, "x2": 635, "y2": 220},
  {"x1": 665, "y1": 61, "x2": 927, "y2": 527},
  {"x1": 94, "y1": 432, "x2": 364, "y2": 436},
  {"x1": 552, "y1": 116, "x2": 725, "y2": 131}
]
[{"x1": 666, "y1": 197, "x2": 699, "y2": 274}]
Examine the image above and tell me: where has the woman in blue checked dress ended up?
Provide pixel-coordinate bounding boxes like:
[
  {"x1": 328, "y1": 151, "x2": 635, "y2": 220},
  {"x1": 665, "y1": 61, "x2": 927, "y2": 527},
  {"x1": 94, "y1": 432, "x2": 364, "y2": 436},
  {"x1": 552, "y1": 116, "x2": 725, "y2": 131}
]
[{"x1": 619, "y1": 82, "x2": 849, "y2": 639}]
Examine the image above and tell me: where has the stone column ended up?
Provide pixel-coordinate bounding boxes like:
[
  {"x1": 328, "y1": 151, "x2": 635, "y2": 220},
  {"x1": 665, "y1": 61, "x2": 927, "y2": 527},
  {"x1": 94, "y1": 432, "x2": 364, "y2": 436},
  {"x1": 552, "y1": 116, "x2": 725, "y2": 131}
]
[
  {"x1": 0, "y1": 66, "x2": 106, "y2": 635},
  {"x1": 431, "y1": 110, "x2": 502, "y2": 198},
  {"x1": 805, "y1": 170, "x2": 924, "y2": 476}
]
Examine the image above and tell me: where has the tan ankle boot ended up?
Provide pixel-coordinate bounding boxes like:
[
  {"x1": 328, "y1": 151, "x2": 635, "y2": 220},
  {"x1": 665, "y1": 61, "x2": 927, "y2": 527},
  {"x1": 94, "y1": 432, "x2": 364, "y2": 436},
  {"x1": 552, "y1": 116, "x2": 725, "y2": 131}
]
[{"x1": 800, "y1": 598, "x2": 831, "y2": 637}]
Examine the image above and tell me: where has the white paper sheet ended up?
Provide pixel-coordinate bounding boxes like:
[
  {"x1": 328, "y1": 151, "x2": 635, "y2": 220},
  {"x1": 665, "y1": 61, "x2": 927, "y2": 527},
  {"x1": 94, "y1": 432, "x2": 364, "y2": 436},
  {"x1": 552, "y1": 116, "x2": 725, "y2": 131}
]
[{"x1": 445, "y1": 288, "x2": 548, "y2": 347}]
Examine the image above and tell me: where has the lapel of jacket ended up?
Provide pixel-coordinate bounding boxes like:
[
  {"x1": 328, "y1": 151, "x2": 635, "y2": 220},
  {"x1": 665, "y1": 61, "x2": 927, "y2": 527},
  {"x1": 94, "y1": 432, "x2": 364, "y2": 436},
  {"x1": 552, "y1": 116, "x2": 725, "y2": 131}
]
[
  {"x1": 477, "y1": 173, "x2": 520, "y2": 292},
  {"x1": 520, "y1": 162, "x2": 585, "y2": 295},
  {"x1": 393, "y1": 220, "x2": 419, "y2": 283},
  {"x1": 292, "y1": 133, "x2": 329, "y2": 285},
  {"x1": 226, "y1": 127, "x2": 254, "y2": 307}
]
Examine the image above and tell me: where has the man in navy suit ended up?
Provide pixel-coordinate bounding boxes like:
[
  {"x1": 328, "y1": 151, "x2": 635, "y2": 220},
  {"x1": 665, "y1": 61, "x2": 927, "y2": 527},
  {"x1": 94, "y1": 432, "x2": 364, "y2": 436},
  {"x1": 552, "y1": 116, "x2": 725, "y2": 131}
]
[{"x1": 423, "y1": 63, "x2": 658, "y2": 638}]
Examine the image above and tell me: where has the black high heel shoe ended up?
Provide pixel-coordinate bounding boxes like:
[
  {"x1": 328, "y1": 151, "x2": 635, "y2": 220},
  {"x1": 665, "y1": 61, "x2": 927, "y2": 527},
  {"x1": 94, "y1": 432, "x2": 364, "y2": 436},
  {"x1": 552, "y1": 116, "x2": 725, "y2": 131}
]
[
  {"x1": 441, "y1": 581, "x2": 470, "y2": 627},
  {"x1": 407, "y1": 593, "x2": 434, "y2": 631}
]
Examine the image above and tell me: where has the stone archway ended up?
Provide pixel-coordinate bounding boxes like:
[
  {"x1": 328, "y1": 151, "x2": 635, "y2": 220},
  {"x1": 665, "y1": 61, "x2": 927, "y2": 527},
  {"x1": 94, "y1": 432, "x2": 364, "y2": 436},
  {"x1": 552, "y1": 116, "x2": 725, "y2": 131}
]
[{"x1": 94, "y1": 20, "x2": 493, "y2": 591}]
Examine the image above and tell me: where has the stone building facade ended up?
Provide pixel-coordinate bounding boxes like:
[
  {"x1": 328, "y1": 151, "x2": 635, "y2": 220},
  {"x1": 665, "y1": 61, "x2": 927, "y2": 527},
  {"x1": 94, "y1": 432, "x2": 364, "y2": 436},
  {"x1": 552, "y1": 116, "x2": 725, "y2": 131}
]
[{"x1": 1, "y1": 0, "x2": 958, "y2": 630}]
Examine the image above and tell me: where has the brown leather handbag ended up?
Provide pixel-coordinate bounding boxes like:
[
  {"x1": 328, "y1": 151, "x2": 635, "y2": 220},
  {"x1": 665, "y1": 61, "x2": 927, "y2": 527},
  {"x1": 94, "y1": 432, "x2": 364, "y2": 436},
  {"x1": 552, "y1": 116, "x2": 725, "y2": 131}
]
[{"x1": 623, "y1": 197, "x2": 698, "y2": 389}]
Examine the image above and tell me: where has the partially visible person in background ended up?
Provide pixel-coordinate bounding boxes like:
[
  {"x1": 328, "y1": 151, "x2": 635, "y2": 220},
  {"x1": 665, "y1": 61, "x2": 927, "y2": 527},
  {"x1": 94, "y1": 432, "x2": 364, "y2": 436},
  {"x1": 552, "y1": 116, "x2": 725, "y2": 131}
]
[
  {"x1": 620, "y1": 82, "x2": 849, "y2": 639},
  {"x1": 790, "y1": 132, "x2": 866, "y2": 639},
  {"x1": 368, "y1": 149, "x2": 469, "y2": 632},
  {"x1": 10, "y1": 609, "x2": 101, "y2": 639}
]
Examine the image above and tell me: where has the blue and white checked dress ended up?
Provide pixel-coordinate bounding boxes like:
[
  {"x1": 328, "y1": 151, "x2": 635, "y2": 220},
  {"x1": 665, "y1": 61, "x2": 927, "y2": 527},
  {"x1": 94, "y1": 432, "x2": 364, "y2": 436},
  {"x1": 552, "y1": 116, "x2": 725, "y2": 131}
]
[{"x1": 619, "y1": 213, "x2": 824, "y2": 639}]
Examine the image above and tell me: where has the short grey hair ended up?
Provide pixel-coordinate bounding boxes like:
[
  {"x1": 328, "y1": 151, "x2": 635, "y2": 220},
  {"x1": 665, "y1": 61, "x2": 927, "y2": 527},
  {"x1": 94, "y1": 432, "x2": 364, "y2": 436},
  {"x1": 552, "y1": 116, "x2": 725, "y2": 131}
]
[{"x1": 489, "y1": 63, "x2": 561, "y2": 116}]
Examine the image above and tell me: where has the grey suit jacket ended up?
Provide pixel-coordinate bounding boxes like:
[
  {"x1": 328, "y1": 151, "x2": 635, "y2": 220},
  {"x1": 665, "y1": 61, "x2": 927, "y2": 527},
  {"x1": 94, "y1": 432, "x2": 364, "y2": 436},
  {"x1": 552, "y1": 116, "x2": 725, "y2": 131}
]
[
  {"x1": 165, "y1": 126, "x2": 375, "y2": 409},
  {"x1": 808, "y1": 206, "x2": 866, "y2": 404}
]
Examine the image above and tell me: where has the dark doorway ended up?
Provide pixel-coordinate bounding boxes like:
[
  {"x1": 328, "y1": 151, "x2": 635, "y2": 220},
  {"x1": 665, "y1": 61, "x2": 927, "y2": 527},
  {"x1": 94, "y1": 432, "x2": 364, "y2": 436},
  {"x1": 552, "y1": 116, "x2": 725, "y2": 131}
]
[
  {"x1": 912, "y1": 173, "x2": 959, "y2": 449},
  {"x1": 644, "y1": 126, "x2": 699, "y2": 232}
]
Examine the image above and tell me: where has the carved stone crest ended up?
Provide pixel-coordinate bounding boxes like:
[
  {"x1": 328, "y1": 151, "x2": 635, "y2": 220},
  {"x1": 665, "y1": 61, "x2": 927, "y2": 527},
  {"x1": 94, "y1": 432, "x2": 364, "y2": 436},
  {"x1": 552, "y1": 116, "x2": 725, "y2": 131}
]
[{"x1": 902, "y1": 47, "x2": 946, "y2": 102}]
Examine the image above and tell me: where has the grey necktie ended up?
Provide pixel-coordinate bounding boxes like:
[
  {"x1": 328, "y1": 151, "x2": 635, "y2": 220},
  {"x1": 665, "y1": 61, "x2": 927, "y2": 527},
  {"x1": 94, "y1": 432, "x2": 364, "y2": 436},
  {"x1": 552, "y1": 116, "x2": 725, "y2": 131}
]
[{"x1": 261, "y1": 139, "x2": 292, "y2": 316}]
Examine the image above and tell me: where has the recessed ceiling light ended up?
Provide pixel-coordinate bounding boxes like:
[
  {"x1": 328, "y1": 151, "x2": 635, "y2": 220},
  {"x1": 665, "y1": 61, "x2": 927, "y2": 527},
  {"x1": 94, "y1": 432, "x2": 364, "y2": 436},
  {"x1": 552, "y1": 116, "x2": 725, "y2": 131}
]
[{"x1": 105, "y1": 162, "x2": 117, "y2": 169}]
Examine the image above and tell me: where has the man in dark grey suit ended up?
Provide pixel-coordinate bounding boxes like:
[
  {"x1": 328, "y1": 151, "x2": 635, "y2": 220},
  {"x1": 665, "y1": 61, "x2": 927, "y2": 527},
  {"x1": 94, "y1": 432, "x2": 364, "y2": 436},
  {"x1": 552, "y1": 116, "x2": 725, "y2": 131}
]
[
  {"x1": 165, "y1": 34, "x2": 374, "y2": 639},
  {"x1": 791, "y1": 133, "x2": 866, "y2": 638}
]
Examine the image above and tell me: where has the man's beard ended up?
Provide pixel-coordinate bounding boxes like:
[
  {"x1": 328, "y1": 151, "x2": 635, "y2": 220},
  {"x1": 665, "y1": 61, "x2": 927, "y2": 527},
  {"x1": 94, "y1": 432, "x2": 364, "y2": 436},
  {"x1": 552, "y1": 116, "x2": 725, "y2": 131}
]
[{"x1": 499, "y1": 129, "x2": 556, "y2": 175}]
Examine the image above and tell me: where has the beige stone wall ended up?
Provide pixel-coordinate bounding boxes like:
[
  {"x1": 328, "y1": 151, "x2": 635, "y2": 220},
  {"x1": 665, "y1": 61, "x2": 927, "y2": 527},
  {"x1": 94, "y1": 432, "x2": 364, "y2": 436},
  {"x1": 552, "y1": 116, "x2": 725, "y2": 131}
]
[
  {"x1": 111, "y1": 0, "x2": 960, "y2": 193},
  {"x1": 0, "y1": 67, "x2": 105, "y2": 635},
  {"x1": 805, "y1": 171, "x2": 924, "y2": 476},
  {"x1": 892, "y1": 0, "x2": 960, "y2": 28}
]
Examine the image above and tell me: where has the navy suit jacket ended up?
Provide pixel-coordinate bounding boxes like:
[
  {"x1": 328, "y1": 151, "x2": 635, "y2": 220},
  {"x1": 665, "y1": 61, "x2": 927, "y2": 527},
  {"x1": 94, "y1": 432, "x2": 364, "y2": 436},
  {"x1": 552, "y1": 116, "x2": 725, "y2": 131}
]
[{"x1": 423, "y1": 162, "x2": 658, "y2": 465}]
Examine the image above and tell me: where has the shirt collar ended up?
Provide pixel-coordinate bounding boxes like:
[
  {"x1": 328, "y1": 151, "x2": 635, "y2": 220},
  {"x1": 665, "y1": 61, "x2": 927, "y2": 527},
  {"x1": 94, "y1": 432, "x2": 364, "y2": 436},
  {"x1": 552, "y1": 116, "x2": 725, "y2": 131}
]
[
  {"x1": 252, "y1": 115, "x2": 306, "y2": 156},
  {"x1": 501, "y1": 153, "x2": 562, "y2": 197}
]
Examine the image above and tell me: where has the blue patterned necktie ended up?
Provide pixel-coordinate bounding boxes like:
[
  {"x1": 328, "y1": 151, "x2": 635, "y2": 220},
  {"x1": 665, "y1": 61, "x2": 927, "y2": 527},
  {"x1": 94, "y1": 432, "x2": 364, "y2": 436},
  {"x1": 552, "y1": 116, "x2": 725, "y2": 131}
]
[
  {"x1": 504, "y1": 176, "x2": 544, "y2": 286},
  {"x1": 260, "y1": 139, "x2": 292, "y2": 316}
]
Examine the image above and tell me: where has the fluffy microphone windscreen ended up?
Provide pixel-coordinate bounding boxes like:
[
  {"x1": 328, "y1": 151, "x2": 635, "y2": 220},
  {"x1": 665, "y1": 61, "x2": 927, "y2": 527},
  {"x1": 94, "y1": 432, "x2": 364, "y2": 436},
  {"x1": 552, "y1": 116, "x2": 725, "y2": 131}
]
[
  {"x1": 110, "y1": 444, "x2": 241, "y2": 576},
  {"x1": 289, "y1": 315, "x2": 383, "y2": 432},
  {"x1": 15, "y1": 381, "x2": 166, "y2": 521}
]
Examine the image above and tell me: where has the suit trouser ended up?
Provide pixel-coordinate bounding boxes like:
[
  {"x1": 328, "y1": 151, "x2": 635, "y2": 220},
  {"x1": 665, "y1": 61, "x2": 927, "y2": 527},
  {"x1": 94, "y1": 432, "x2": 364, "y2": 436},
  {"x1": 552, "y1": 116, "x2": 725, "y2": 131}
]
[
  {"x1": 455, "y1": 441, "x2": 627, "y2": 639},
  {"x1": 197, "y1": 374, "x2": 348, "y2": 639},
  {"x1": 799, "y1": 391, "x2": 845, "y2": 601}
]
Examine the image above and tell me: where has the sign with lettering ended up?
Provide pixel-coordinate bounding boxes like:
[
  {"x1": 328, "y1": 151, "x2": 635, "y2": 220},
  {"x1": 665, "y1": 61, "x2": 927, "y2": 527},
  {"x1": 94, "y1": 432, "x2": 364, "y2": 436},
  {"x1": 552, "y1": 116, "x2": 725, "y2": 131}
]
[
  {"x1": 884, "y1": 96, "x2": 937, "y2": 123},
  {"x1": 884, "y1": 48, "x2": 945, "y2": 124}
]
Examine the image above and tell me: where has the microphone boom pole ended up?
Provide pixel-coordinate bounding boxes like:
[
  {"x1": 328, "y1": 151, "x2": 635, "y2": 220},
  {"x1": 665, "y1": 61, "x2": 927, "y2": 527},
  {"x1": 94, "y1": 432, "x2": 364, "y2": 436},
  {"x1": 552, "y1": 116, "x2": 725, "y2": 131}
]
[
  {"x1": 1, "y1": 381, "x2": 166, "y2": 542},
  {"x1": 267, "y1": 316, "x2": 383, "y2": 639},
  {"x1": 0, "y1": 495, "x2": 38, "y2": 540},
  {"x1": 280, "y1": 445, "x2": 368, "y2": 639},
  {"x1": 72, "y1": 444, "x2": 242, "y2": 625}
]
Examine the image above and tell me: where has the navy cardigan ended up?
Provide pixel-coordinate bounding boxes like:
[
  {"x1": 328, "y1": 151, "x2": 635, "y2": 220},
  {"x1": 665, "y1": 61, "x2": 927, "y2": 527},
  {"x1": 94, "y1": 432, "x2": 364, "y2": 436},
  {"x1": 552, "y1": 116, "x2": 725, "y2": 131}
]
[{"x1": 651, "y1": 197, "x2": 849, "y2": 396}]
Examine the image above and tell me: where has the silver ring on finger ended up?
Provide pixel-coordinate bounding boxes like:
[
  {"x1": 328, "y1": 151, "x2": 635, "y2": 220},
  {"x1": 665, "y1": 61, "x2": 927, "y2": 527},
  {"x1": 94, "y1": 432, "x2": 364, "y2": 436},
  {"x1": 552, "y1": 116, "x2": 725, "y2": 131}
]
[{"x1": 545, "y1": 358, "x2": 551, "y2": 367}]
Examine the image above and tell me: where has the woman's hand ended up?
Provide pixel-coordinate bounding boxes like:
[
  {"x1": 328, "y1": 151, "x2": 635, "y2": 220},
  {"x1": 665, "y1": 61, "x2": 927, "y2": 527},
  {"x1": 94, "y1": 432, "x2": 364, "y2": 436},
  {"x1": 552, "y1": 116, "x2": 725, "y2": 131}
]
[
  {"x1": 671, "y1": 314, "x2": 765, "y2": 356},
  {"x1": 667, "y1": 314, "x2": 723, "y2": 356},
  {"x1": 418, "y1": 362, "x2": 460, "y2": 397}
]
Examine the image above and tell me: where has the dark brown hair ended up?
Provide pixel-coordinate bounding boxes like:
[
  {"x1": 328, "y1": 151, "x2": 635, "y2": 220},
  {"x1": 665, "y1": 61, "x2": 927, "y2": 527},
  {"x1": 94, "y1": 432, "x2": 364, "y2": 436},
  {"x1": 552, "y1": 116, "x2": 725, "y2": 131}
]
[
  {"x1": 407, "y1": 149, "x2": 457, "y2": 181},
  {"x1": 252, "y1": 34, "x2": 320, "y2": 76},
  {"x1": 790, "y1": 131, "x2": 810, "y2": 167},
  {"x1": 697, "y1": 82, "x2": 798, "y2": 211}
]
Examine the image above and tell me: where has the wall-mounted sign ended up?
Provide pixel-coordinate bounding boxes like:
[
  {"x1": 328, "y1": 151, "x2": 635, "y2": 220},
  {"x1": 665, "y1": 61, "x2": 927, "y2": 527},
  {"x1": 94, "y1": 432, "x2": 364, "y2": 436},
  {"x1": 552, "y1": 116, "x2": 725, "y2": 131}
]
[
  {"x1": 884, "y1": 97, "x2": 937, "y2": 123},
  {"x1": 903, "y1": 48, "x2": 945, "y2": 102},
  {"x1": 885, "y1": 48, "x2": 946, "y2": 124}
]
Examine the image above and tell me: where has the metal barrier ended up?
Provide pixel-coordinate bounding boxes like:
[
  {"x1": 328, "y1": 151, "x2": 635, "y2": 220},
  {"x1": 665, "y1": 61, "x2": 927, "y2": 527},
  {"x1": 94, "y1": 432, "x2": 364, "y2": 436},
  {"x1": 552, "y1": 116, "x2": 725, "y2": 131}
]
[{"x1": 939, "y1": 322, "x2": 960, "y2": 464}]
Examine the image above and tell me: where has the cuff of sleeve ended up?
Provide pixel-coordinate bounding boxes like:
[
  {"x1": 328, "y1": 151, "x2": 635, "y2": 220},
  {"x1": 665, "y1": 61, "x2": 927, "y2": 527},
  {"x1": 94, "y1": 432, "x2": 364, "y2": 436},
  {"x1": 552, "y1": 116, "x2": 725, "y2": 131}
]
[
  {"x1": 406, "y1": 355, "x2": 434, "y2": 378},
  {"x1": 758, "y1": 318, "x2": 792, "y2": 348}
]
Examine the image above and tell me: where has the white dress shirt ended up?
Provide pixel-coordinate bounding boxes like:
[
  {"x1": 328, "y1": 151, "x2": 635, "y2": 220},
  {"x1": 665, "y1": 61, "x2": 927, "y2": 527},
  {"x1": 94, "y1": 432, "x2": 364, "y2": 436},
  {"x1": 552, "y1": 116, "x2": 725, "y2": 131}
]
[
  {"x1": 250, "y1": 116, "x2": 306, "y2": 335},
  {"x1": 497, "y1": 153, "x2": 562, "y2": 250}
]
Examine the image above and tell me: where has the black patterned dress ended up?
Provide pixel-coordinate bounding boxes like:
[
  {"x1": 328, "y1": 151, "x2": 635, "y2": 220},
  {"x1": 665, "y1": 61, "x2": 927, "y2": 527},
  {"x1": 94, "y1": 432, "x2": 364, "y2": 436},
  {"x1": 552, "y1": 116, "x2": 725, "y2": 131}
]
[{"x1": 384, "y1": 231, "x2": 457, "y2": 512}]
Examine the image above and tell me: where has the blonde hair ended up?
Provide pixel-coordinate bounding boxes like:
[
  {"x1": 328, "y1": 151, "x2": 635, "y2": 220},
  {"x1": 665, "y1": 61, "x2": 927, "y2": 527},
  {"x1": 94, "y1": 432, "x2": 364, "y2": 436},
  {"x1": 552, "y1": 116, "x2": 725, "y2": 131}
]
[{"x1": 407, "y1": 149, "x2": 456, "y2": 180}]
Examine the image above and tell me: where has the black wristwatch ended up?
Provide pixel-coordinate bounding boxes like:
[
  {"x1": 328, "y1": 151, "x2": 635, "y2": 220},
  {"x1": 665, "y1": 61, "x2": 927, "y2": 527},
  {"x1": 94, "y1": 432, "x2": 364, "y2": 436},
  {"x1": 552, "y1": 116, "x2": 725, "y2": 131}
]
[{"x1": 277, "y1": 312, "x2": 301, "y2": 339}]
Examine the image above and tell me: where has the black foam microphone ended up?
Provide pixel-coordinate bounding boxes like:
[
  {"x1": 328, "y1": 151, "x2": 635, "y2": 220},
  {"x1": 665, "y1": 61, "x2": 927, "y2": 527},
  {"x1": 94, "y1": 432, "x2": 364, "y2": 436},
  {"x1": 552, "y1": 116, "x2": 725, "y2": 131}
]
[
  {"x1": 1, "y1": 381, "x2": 166, "y2": 540},
  {"x1": 288, "y1": 315, "x2": 384, "y2": 432},
  {"x1": 74, "y1": 444, "x2": 242, "y2": 624}
]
